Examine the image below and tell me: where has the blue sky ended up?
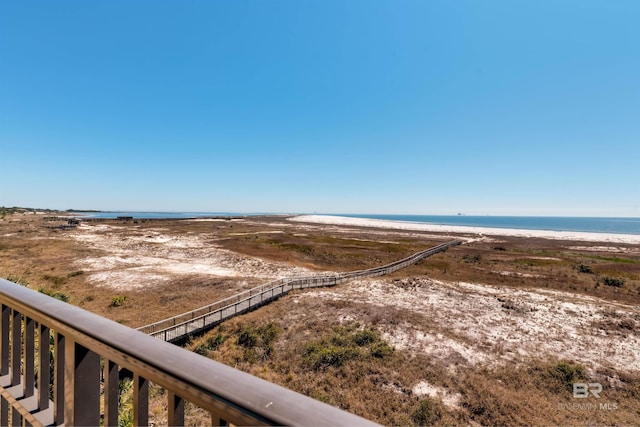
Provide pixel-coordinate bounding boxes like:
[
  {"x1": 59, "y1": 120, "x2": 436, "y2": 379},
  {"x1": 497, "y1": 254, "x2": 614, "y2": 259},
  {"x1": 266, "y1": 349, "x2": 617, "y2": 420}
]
[{"x1": 1, "y1": 1, "x2": 638, "y2": 216}]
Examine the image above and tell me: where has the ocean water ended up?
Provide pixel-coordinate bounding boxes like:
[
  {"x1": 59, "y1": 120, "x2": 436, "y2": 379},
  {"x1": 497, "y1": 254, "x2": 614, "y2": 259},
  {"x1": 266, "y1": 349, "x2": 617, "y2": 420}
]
[{"x1": 338, "y1": 214, "x2": 640, "y2": 236}]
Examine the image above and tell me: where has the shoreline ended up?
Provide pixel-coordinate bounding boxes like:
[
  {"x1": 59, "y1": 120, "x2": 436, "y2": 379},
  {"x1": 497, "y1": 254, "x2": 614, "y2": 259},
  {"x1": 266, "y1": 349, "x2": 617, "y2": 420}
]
[{"x1": 290, "y1": 215, "x2": 640, "y2": 245}]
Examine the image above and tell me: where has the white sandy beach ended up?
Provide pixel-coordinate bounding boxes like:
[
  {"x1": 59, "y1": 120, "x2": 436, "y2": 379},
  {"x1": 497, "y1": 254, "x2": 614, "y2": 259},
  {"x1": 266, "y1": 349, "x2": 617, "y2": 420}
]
[{"x1": 290, "y1": 215, "x2": 640, "y2": 245}]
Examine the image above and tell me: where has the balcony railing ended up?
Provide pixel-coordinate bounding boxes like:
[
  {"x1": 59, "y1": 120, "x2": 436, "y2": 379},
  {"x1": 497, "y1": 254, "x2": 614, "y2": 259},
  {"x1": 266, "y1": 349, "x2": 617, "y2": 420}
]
[{"x1": 0, "y1": 278, "x2": 378, "y2": 426}]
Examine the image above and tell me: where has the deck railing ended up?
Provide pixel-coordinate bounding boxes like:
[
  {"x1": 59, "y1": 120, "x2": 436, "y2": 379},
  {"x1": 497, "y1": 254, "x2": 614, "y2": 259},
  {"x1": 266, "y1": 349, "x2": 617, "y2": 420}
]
[
  {"x1": 139, "y1": 240, "x2": 462, "y2": 342},
  {"x1": 0, "y1": 278, "x2": 379, "y2": 426}
]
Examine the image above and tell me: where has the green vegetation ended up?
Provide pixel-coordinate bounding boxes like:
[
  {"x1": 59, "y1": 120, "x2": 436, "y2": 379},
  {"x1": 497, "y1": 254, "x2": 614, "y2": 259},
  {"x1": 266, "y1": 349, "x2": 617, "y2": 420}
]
[
  {"x1": 265, "y1": 239, "x2": 315, "y2": 256},
  {"x1": 543, "y1": 361, "x2": 586, "y2": 393},
  {"x1": 110, "y1": 295, "x2": 128, "y2": 307},
  {"x1": 1, "y1": 206, "x2": 57, "y2": 217},
  {"x1": 603, "y1": 276, "x2": 625, "y2": 288},
  {"x1": 576, "y1": 263, "x2": 593, "y2": 274},
  {"x1": 37, "y1": 286, "x2": 70, "y2": 302},
  {"x1": 4, "y1": 274, "x2": 29, "y2": 286},
  {"x1": 5, "y1": 274, "x2": 70, "y2": 301},
  {"x1": 225, "y1": 232, "x2": 424, "y2": 273},
  {"x1": 352, "y1": 328, "x2": 377, "y2": 346},
  {"x1": 585, "y1": 255, "x2": 639, "y2": 264},
  {"x1": 194, "y1": 333, "x2": 226, "y2": 356},
  {"x1": 237, "y1": 322, "x2": 280, "y2": 362},
  {"x1": 1, "y1": 207, "x2": 23, "y2": 217},
  {"x1": 370, "y1": 341, "x2": 394, "y2": 358},
  {"x1": 303, "y1": 324, "x2": 394, "y2": 370},
  {"x1": 304, "y1": 342, "x2": 360, "y2": 369},
  {"x1": 411, "y1": 398, "x2": 442, "y2": 425},
  {"x1": 118, "y1": 378, "x2": 134, "y2": 427}
]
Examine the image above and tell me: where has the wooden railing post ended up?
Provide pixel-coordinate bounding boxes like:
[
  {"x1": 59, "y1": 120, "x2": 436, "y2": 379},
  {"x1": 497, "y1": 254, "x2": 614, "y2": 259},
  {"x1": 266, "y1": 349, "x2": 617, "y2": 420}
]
[
  {"x1": 54, "y1": 332, "x2": 65, "y2": 426},
  {"x1": 0, "y1": 309, "x2": 9, "y2": 426},
  {"x1": 0, "y1": 305, "x2": 9, "y2": 376},
  {"x1": 104, "y1": 359, "x2": 119, "y2": 427},
  {"x1": 212, "y1": 414, "x2": 229, "y2": 426},
  {"x1": 134, "y1": 374, "x2": 149, "y2": 426},
  {"x1": 38, "y1": 324, "x2": 50, "y2": 411},
  {"x1": 11, "y1": 310, "x2": 21, "y2": 386},
  {"x1": 0, "y1": 395, "x2": 6, "y2": 427},
  {"x1": 9, "y1": 311, "x2": 23, "y2": 427},
  {"x1": 23, "y1": 316, "x2": 35, "y2": 398},
  {"x1": 168, "y1": 391, "x2": 185, "y2": 426},
  {"x1": 65, "y1": 340, "x2": 100, "y2": 426}
]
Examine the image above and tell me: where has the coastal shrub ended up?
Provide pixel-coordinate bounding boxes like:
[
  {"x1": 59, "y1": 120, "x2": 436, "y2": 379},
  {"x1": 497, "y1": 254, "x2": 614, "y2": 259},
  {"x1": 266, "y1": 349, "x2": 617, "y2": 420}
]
[
  {"x1": 190, "y1": 335, "x2": 224, "y2": 356},
  {"x1": 110, "y1": 295, "x2": 128, "y2": 307},
  {"x1": 411, "y1": 398, "x2": 442, "y2": 426},
  {"x1": 303, "y1": 323, "x2": 394, "y2": 370},
  {"x1": 304, "y1": 342, "x2": 360, "y2": 369},
  {"x1": 353, "y1": 328, "x2": 378, "y2": 346},
  {"x1": 618, "y1": 319, "x2": 635, "y2": 330},
  {"x1": 194, "y1": 343, "x2": 211, "y2": 356},
  {"x1": 207, "y1": 333, "x2": 226, "y2": 350},
  {"x1": 238, "y1": 329, "x2": 258, "y2": 348},
  {"x1": 576, "y1": 264, "x2": 593, "y2": 274},
  {"x1": 544, "y1": 361, "x2": 586, "y2": 393},
  {"x1": 37, "y1": 286, "x2": 70, "y2": 302},
  {"x1": 237, "y1": 322, "x2": 280, "y2": 362},
  {"x1": 603, "y1": 277, "x2": 625, "y2": 288},
  {"x1": 370, "y1": 341, "x2": 394, "y2": 358}
]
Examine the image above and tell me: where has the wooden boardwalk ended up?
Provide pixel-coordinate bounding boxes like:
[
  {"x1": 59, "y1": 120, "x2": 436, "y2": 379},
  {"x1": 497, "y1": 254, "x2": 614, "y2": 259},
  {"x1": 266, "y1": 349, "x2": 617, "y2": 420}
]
[{"x1": 138, "y1": 240, "x2": 462, "y2": 342}]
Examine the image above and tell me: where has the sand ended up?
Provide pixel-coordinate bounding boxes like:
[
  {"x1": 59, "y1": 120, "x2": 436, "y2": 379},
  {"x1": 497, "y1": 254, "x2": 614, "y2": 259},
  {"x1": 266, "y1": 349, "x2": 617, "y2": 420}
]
[
  {"x1": 301, "y1": 277, "x2": 640, "y2": 374},
  {"x1": 290, "y1": 215, "x2": 640, "y2": 244},
  {"x1": 70, "y1": 223, "x2": 316, "y2": 290}
]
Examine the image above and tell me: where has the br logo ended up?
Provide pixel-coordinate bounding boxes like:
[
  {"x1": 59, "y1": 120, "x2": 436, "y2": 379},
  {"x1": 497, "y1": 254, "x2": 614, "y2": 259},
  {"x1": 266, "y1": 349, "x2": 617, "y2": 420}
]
[{"x1": 573, "y1": 383, "x2": 602, "y2": 399}]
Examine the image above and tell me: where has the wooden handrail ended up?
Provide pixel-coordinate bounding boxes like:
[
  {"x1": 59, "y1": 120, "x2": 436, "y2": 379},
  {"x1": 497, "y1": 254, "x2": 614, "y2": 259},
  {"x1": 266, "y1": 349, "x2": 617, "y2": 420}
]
[{"x1": 0, "y1": 278, "x2": 379, "y2": 426}]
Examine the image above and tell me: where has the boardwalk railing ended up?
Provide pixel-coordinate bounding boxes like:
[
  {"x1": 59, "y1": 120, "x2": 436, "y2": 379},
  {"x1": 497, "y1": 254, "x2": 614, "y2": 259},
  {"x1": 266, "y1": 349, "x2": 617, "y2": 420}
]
[
  {"x1": 0, "y1": 278, "x2": 379, "y2": 426},
  {"x1": 139, "y1": 240, "x2": 462, "y2": 342}
]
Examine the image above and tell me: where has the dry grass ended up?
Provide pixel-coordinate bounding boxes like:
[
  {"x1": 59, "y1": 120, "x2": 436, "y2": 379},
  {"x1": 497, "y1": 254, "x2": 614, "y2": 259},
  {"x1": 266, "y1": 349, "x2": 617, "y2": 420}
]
[{"x1": 187, "y1": 292, "x2": 640, "y2": 425}]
